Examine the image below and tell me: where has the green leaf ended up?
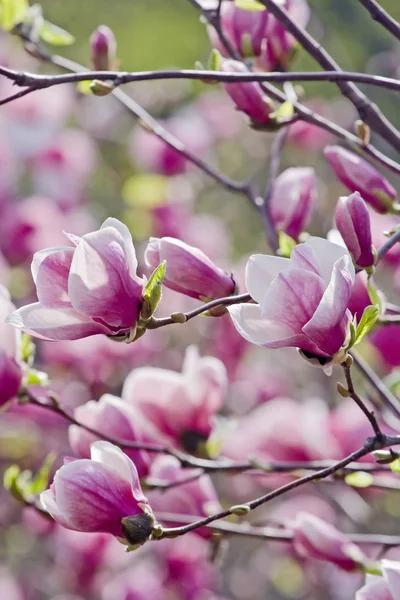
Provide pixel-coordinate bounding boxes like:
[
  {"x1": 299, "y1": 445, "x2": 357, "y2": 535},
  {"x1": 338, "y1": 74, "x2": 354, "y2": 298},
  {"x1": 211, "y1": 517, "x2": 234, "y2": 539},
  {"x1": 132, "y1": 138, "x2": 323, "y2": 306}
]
[
  {"x1": 270, "y1": 100, "x2": 295, "y2": 122},
  {"x1": 0, "y1": 0, "x2": 28, "y2": 31},
  {"x1": 141, "y1": 261, "x2": 166, "y2": 320},
  {"x1": 391, "y1": 458, "x2": 400, "y2": 475},
  {"x1": 367, "y1": 279, "x2": 383, "y2": 315},
  {"x1": 3, "y1": 464, "x2": 25, "y2": 501},
  {"x1": 208, "y1": 48, "x2": 222, "y2": 71},
  {"x1": 278, "y1": 232, "x2": 296, "y2": 258},
  {"x1": 344, "y1": 471, "x2": 374, "y2": 488},
  {"x1": 27, "y1": 453, "x2": 55, "y2": 496},
  {"x1": 39, "y1": 21, "x2": 75, "y2": 45},
  {"x1": 352, "y1": 305, "x2": 379, "y2": 347},
  {"x1": 20, "y1": 333, "x2": 35, "y2": 365},
  {"x1": 77, "y1": 80, "x2": 93, "y2": 95},
  {"x1": 234, "y1": 0, "x2": 266, "y2": 11}
]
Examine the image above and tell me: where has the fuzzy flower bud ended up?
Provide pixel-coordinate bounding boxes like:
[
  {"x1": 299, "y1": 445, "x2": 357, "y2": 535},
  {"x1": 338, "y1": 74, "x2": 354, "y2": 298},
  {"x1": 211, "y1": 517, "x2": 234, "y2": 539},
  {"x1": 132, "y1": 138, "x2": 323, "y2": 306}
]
[
  {"x1": 291, "y1": 512, "x2": 366, "y2": 571},
  {"x1": 41, "y1": 441, "x2": 154, "y2": 545},
  {"x1": 90, "y1": 25, "x2": 117, "y2": 71},
  {"x1": 7, "y1": 218, "x2": 145, "y2": 341},
  {"x1": 324, "y1": 146, "x2": 397, "y2": 214},
  {"x1": 221, "y1": 59, "x2": 274, "y2": 125},
  {"x1": 145, "y1": 236, "x2": 235, "y2": 301},
  {"x1": 335, "y1": 192, "x2": 375, "y2": 269},
  {"x1": 270, "y1": 167, "x2": 317, "y2": 240}
]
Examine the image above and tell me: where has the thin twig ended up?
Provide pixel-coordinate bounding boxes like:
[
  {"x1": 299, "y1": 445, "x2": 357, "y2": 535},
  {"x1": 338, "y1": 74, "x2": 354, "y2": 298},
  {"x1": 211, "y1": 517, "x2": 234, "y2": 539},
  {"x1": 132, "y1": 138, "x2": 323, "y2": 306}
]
[
  {"x1": 258, "y1": 0, "x2": 400, "y2": 152},
  {"x1": 357, "y1": 0, "x2": 400, "y2": 41},
  {"x1": 160, "y1": 439, "x2": 381, "y2": 538},
  {"x1": 342, "y1": 360, "x2": 383, "y2": 438},
  {"x1": 377, "y1": 228, "x2": 400, "y2": 263}
]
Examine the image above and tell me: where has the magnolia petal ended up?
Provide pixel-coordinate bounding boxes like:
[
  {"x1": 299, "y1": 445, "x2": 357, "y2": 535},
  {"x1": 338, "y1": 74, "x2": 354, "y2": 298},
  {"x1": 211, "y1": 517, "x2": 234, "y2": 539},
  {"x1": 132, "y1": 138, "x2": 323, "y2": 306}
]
[
  {"x1": 35, "y1": 248, "x2": 74, "y2": 309},
  {"x1": 245, "y1": 253, "x2": 290, "y2": 303},
  {"x1": 40, "y1": 488, "x2": 75, "y2": 529},
  {"x1": 100, "y1": 218, "x2": 139, "y2": 279},
  {"x1": 229, "y1": 302, "x2": 305, "y2": 348},
  {"x1": 302, "y1": 255, "x2": 353, "y2": 355},
  {"x1": 90, "y1": 441, "x2": 146, "y2": 503},
  {"x1": 383, "y1": 559, "x2": 400, "y2": 600},
  {"x1": 31, "y1": 246, "x2": 73, "y2": 284},
  {"x1": 68, "y1": 227, "x2": 142, "y2": 329},
  {"x1": 7, "y1": 303, "x2": 109, "y2": 341},
  {"x1": 355, "y1": 579, "x2": 393, "y2": 600},
  {"x1": 305, "y1": 237, "x2": 355, "y2": 286}
]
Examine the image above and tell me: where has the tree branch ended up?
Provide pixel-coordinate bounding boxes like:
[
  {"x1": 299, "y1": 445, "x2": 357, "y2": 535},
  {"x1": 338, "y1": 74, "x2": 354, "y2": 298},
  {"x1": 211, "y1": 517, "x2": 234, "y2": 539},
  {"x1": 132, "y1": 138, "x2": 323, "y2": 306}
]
[{"x1": 357, "y1": 0, "x2": 400, "y2": 41}]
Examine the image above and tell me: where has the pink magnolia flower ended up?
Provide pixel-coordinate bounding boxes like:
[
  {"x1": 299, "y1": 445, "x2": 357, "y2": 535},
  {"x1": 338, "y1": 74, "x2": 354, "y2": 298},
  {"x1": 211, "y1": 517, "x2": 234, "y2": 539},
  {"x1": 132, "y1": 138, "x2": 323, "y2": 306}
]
[
  {"x1": 220, "y1": 59, "x2": 274, "y2": 125},
  {"x1": 69, "y1": 394, "x2": 150, "y2": 478},
  {"x1": 7, "y1": 218, "x2": 145, "y2": 341},
  {"x1": 0, "y1": 285, "x2": 22, "y2": 407},
  {"x1": 324, "y1": 146, "x2": 397, "y2": 214},
  {"x1": 335, "y1": 192, "x2": 375, "y2": 269},
  {"x1": 145, "y1": 236, "x2": 235, "y2": 301},
  {"x1": 291, "y1": 512, "x2": 366, "y2": 571},
  {"x1": 41, "y1": 441, "x2": 154, "y2": 544},
  {"x1": 147, "y1": 456, "x2": 222, "y2": 538},
  {"x1": 208, "y1": 0, "x2": 310, "y2": 71},
  {"x1": 269, "y1": 167, "x2": 317, "y2": 240},
  {"x1": 90, "y1": 25, "x2": 117, "y2": 71},
  {"x1": 356, "y1": 560, "x2": 400, "y2": 599},
  {"x1": 229, "y1": 237, "x2": 355, "y2": 360},
  {"x1": 122, "y1": 345, "x2": 227, "y2": 451}
]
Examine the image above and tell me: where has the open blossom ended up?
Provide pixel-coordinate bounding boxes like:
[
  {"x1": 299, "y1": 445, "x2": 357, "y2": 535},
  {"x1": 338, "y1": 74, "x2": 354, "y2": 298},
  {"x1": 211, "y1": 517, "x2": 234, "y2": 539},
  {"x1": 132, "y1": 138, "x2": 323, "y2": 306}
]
[
  {"x1": 41, "y1": 441, "x2": 154, "y2": 545},
  {"x1": 229, "y1": 237, "x2": 355, "y2": 360},
  {"x1": 69, "y1": 394, "x2": 150, "y2": 478},
  {"x1": 0, "y1": 285, "x2": 22, "y2": 407},
  {"x1": 324, "y1": 146, "x2": 397, "y2": 214},
  {"x1": 7, "y1": 218, "x2": 145, "y2": 341},
  {"x1": 335, "y1": 192, "x2": 375, "y2": 269},
  {"x1": 208, "y1": 0, "x2": 310, "y2": 71},
  {"x1": 145, "y1": 236, "x2": 235, "y2": 301},
  {"x1": 291, "y1": 512, "x2": 365, "y2": 571},
  {"x1": 270, "y1": 167, "x2": 317, "y2": 240},
  {"x1": 220, "y1": 59, "x2": 274, "y2": 125},
  {"x1": 356, "y1": 560, "x2": 400, "y2": 599},
  {"x1": 122, "y1": 345, "x2": 227, "y2": 452}
]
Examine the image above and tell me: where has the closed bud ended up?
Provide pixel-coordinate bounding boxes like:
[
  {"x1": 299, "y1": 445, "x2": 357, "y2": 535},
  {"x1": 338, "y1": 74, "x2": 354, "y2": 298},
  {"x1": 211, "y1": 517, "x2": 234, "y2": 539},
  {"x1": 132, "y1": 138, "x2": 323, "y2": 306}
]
[
  {"x1": 230, "y1": 504, "x2": 250, "y2": 515},
  {"x1": 354, "y1": 120, "x2": 370, "y2": 145},
  {"x1": 90, "y1": 25, "x2": 117, "y2": 71},
  {"x1": 90, "y1": 79, "x2": 114, "y2": 96},
  {"x1": 145, "y1": 237, "x2": 236, "y2": 301},
  {"x1": 220, "y1": 59, "x2": 274, "y2": 125},
  {"x1": 337, "y1": 382, "x2": 350, "y2": 398},
  {"x1": 335, "y1": 192, "x2": 375, "y2": 269},
  {"x1": 324, "y1": 146, "x2": 397, "y2": 214},
  {"x1": 121, "y1": 512, "x2": 155, "y2": 547},
  {"x1": 270, "y1": 167, "x2": 317, "y2": 240}
]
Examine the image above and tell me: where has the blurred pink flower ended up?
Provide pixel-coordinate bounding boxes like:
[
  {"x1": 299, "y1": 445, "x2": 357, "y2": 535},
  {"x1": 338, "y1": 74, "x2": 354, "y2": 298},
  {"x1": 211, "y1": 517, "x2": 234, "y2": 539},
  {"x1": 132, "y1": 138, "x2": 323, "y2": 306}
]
[
  {"x1": 229, "y1": 237, "x2": 355, "y2": 360},
  {"x1": 122, "y1": 345, "x2": 227, "y2": 451},
  {"x1": 325, "y1": 146, "x2": 397, "y2": 214},
  {"x1": 147, "y1": 455, "x2": 222, "y2": 538},
  {"x1": 291, "y1": 512, "x2": 365, "y2": 571},
  {"x1": 269, "y1": 167, "x2": 317, "y2": 240},
  {"x1": 69, "y1": 394, "x2": 150, "y2": 477},
  {"x1": 41, "y1": 441, "x2": 153, "y2": 543},
  {"x1": 8, "y1": 218, "x2": 145, "y2": 341},
  {"x1": 0, "y1": 285, "x2": 22, "y2": 407}
]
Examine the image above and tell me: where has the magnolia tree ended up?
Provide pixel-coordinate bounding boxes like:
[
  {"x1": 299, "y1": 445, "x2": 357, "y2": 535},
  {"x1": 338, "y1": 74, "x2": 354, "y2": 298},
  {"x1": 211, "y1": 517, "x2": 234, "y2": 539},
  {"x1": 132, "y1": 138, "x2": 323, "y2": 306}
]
[{"x1": 2, "y1": 0, "x2": 400, "y2": 598}]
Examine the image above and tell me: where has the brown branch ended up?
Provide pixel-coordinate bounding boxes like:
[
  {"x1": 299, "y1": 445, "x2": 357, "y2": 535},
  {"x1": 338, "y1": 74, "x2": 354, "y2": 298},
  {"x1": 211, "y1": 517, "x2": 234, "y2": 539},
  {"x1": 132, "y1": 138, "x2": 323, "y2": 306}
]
[{"x1": 357, "y1": 0, "x2": 400, "y2": 41}]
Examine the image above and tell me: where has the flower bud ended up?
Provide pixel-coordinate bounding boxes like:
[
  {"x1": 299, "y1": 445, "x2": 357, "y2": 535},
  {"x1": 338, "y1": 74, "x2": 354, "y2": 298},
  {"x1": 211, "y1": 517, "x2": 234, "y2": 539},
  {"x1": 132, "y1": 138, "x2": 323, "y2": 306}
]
[
  {"x1": 144, "y1": 237, "x2": 235, "y2": 301},
  {"x1": 90, "y1": 25, "x2": 117, "y2": 71},
  {"x1": 208, "y1": 0, "x2": 310, "y2": 71},
  {"x1": 269, "y1": 167, "x2": 317, "y2": 240},
  {"x1": 324, "y1": 146, "x2": 397, "y2": 214},
  {"x1": 220, "y1": 59, "x2": 274, "y2": 125},
  {"x1": 40, "y1": 441, "x2": 152, "y2": 542},
  {"x1": 335, "y1": 192, "x2": 375, "y2": 269},
  {"x1": 291, "y1": 512, "x2": 366, "y2": 571}
]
